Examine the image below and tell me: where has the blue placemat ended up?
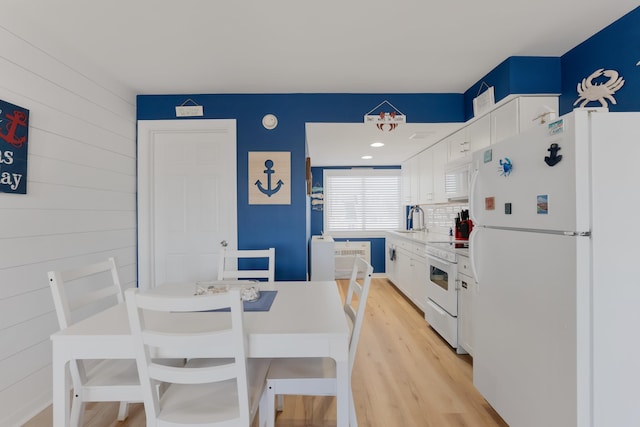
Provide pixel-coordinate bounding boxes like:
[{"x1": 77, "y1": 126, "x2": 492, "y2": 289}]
[{"x1": 212, "y1": 290, "x2": 278, "y2": 312}]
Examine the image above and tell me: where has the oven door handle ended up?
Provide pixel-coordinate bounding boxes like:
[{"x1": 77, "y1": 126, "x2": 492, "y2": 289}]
[{"x1": 426, "y1": 254, "x2": 455, "y2": 269}]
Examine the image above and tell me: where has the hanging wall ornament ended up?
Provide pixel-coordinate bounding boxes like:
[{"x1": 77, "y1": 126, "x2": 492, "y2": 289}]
[
  {"x1": 573, "y1": 68, "x2": 625, "y2": 108},
  {"x1": 364, "y1": 100, "x2": 406, "y2": 132}
]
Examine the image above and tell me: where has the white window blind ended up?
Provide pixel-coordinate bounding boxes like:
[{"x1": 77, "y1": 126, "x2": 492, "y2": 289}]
[{"x1": 324, "y1": 169, "x2": 402, "y2": 232}]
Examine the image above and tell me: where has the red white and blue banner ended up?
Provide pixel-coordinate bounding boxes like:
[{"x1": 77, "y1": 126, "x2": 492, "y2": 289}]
[{"x1": 0, "y1": 99, "x2": 29, "y2": 194}]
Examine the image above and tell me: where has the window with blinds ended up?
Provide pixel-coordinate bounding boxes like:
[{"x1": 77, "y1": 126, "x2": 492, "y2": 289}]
[{"x1": 324, "y1": 169, "x2": 402, "y2": 233}]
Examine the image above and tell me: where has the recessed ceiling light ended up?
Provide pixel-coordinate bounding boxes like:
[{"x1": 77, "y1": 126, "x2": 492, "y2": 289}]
[
  {"x1": 361, "y1": 155, "x2": 373, "y2": 160},
  {"x1": 370, "y1": 142, "x2": 384, "y2": 148}
]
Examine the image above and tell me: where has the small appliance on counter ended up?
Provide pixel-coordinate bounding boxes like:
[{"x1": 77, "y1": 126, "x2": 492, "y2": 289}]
[{"x1": 454, "y1": 209, "x2": 473, "y2": 240}]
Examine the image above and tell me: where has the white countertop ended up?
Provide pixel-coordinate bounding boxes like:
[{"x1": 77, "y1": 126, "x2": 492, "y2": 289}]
[{"x1": 387, "y1": 230, "x2": 470, "y2": 257}]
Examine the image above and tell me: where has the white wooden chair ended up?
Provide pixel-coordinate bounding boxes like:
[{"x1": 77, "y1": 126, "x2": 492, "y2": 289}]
[
  {"x1": 124, "y1": 287, "x2": 271, "y2": 427},
  {"x1": 218, "y1": 247, "x2": 275, "y2": 282},
  {"x1": 264, "y1": 256, "x2": 374, "y2": 427},
  {"x1": 48, "y1": 257, "x2": 141, "y2": 426}
]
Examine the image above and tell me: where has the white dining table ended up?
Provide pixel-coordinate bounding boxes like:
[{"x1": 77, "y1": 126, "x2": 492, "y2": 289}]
[{"x1": 51, "y1": 281, "x2": 351, "y2": 427}]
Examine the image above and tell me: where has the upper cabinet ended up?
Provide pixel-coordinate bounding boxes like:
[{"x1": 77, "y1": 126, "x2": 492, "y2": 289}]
[
  {"x1": 432, "y1": 142, "x2": 448, "y2": 203},
  {"x1": 466, "y1": 113, "x2": 491, "y2": 156},
  {"x1": 446, "y1": 127, "x2": 469, "y2": 162},
  {"x1": 417, "y1": 149, "x2": 433, "y2": 204},
  {"x1": 401, "y1": 155, "x2": 419, "y2": 205},
  {"x1": 402, "y1": 95, "x2": 559, "y2": 205},
  {"x1": 491, "y1": 96, "x2": 559, "y2": 145}
]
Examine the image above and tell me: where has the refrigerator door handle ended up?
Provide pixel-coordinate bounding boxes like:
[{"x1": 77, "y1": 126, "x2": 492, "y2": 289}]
[
  {"x1": 469, "y1": 226, "x2": 479, "y2": 291},
  {"x1": 469, "y1": 164, "x2": 479, "y2": 224}
]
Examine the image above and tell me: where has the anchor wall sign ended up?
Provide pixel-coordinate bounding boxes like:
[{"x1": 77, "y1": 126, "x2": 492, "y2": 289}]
[
  {"x1": 248, "y1": 151, "x2": 291, "y2": 205},
  {"x1": 0, "y1": 98, "x2": 29, "y2": 194}
]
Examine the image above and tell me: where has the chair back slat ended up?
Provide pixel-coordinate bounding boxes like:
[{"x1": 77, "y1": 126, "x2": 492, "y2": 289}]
[
  {"x1": 67, "y1": 285, "x2": 121, "y2": 311},
  {"x1": 49, "y1": 257, "x2": 124, "y2": 329},
  {"x1": 48, "y1": 257, "x2": 139, "y2": 426},
  {"x1": 148, "y1": 361, "x2": 238, "y2": 384},
  {"x1": 142, "y1": 329, "x2": 236, "y2": 358},
  {"x1": 218, "y1": 247, "x2": 275, "y2": 282},
  {"x1": 344, "y1": 256, "x2": 373, "y2": 372},
  {"x1": 125, "y1": 288, "x2": 254, "y2": 426}
]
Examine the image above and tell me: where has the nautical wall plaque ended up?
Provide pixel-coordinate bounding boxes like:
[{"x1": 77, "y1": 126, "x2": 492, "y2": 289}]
[
  {"x1": 248, "y1": 151, "x2": 291, "y2": 205},
  {"x1": 574, "y1": 68, "x2": 624, "y2": 108},
  {"x1": 0, "y1": 99, "x2": 29, "y2": 194}
]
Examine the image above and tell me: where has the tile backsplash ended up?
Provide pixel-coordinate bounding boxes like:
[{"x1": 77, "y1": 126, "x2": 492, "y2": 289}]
[{"x1": 423, "y1": 203, "x2": 469, "y2": 235}]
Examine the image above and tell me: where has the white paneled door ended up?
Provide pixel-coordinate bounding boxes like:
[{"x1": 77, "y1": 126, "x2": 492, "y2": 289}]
[{"x1": 137, "y1": 120, "x2": 237, "y2": 289}]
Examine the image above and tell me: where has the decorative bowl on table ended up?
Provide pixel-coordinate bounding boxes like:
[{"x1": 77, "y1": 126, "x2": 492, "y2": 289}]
[
  {"x1": 240, "y1": 286, "x2": 260, "y2": 302},
  {"x1": 194, "y1": 281, "x2": 260, "y2": 301}
]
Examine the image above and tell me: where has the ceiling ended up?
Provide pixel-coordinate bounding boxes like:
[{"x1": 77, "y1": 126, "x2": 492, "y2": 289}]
[
  {"x1": 306, "y1": 122, "x2": 463, "y2": 166},
  {"x1": 2, "y1": 1, "x2": 638, "y2": 165}
]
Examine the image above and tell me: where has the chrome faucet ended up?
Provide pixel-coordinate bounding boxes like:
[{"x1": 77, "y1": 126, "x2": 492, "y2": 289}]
[{"x1": 407, "y1": 205, "x2": 425, "y2": 231}]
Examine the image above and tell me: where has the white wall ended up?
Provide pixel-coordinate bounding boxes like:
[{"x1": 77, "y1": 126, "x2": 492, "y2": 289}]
[{"x1": 0, "y1": 25, "x2": 137, "y2": 426}]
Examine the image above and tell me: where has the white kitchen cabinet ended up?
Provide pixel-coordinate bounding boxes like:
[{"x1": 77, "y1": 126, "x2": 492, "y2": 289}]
[
  {"x1": 446, "y1": 127, "x2": 470, "y2": 162},
  {"x1": 466, "y1": 113, "x2": 491, "y2": 156},
  {"x1": 491, "y1": 96, "x2": 559, "y2": 145},
  {"x1": 444, "y1": 95, "x2": 559, "y2": 166},
  {"x1": 490, "y1": 97, "x2": 519, "y2": 145},
  {"x1": 401, "y1": 155, "x2": 419, "y2": 205},
  {"x1": 386, "y1": 233, "x2": 427, "y2": 311},
  {"x1": 402, "y1": 96, "x2": 559, "y2": 208},
  {"x1": 385, "y1": 237, "x2": 398, "y2": 284},
  {"x1": 418, "y1": 149, "x2": 433, "y2": 204},
  {"x1": 432, "y1": 142, "x2": 448, "y2": 203},
  {"x1": 457, "y1": 254, "x2": 475, "y2": 356},
  {"x1": 408, "y1": 251, "x2": 427, "y2": 311},
  {"x1": 445, "y1": 115, "x2": 490, "y2": 164},
  {"x1": 395, "y1": 244, "x2": 412, "y2": 297}
]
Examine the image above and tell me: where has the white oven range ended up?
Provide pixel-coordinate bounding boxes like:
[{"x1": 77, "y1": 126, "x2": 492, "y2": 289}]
[{"x1": 423, "y1": 240, "x2": 468, "y2": 354}]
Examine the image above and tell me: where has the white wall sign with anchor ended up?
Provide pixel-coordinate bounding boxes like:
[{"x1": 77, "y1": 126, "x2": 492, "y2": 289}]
[{"x1": 248, "y1": 151, "x2": 291, "y2": 205}]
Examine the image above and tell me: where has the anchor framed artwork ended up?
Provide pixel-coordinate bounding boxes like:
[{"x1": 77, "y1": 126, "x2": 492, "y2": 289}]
[
  {"x1": 248, "y1": 151, "x2": 291, "y2": 205},
  {"x1": 0, "y1": 98, "x2": 29, "y2": 194}
]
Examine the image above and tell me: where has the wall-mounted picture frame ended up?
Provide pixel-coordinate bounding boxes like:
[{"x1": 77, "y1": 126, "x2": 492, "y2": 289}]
[
  {"x1": 248, "y1": 151, "x2": 291, "y2": 205},
  {"x1": 306, "y1": 157, "x2": 312, "y2": 195},
  {"x1": 0, "y1": 98, "x2": 30, "y2": 194}
]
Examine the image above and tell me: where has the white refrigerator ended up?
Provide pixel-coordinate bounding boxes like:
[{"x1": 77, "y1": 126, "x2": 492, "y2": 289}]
[{"x1": 469, "y1": 109, "x2": 640, "y2": 427}]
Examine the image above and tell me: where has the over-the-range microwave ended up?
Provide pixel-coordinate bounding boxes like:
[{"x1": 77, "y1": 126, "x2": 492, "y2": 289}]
[{"x1": 444, "y1": 158, "x2": 471, "y2": 201}]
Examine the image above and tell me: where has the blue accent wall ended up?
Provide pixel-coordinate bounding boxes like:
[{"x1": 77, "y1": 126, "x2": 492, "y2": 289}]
[
  {"x1": 559, "y1": 7, "x2": 640, "y2": 115},
  {"x1": 308, "y1": 165, "x2": 401, "y2": 274},
  {"x1": 463, "y1": 56, "x2": 562, "y2": 121},
  {"x1": 138, "y1": 94, "x2": 463, "y2": 280},
  {"x1": 136, "y1": 6, "x2": 640, "y2": 281}
]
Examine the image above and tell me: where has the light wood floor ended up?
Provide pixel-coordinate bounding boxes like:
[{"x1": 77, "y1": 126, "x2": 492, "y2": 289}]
[{"x1": 25, "y1": 278, "x2": 507, "y2": 427}]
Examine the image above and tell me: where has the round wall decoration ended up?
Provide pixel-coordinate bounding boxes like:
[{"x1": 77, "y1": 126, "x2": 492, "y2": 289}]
[{"x1": 262, "y1": 114, "x2": 278, "y2": 130}]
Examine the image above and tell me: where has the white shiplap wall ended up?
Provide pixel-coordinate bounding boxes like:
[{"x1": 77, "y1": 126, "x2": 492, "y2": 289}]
[{"x1": 0, "y1": 25, "x2": 137, "y2": 426}]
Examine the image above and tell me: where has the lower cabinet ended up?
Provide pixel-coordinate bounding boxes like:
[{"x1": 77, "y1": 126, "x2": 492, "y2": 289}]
[
  {"x1": 458, "y1": 255, "x2": 475, "y2": 356},
  {"x1": 386, "y1": 235, "x2": 427, "y2": 312},
  {"x1": 385, "y1": 239, "x2": 398, "y2": 284}
]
